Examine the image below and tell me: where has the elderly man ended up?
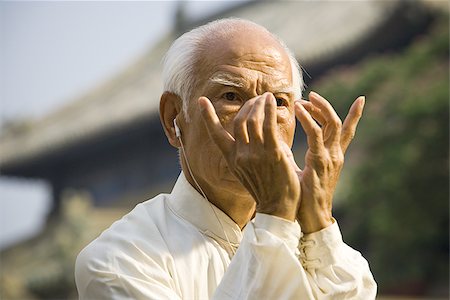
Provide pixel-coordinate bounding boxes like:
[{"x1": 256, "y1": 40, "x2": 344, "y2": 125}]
[{"x1": 75, "y1": 18, "x2": 377, "y2": 299}]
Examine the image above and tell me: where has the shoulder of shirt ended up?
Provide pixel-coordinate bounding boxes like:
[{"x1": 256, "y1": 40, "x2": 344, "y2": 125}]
[{"x1": 75, "y1": 193, "x2": 172, "y2": 274}]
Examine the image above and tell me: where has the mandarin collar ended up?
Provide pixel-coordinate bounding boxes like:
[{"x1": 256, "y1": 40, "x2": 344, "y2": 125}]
[{"x1": 167, "y1": 172, "x2": 243, "y2": 246}]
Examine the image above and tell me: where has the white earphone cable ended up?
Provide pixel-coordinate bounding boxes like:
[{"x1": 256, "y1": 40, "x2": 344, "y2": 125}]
[{"x1": 178, "y1": 132, "x2": 236, "y2": 256}]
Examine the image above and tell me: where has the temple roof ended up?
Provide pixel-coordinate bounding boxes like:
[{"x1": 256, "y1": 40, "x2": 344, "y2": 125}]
[{"x1": 0, "y1": 0, "x2": 415, "y2": 172}]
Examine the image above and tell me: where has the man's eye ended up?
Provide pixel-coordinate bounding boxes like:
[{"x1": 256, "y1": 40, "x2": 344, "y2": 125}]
[
  {"x1": 276, "y1": 98, "x2": 286, "y2": 107},
  {"x1": 223, "y1": 92, "x2": 237, "y2": 101}
]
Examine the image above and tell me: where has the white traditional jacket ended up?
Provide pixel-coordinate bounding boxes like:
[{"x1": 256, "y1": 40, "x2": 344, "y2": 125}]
[{"x1": 75, "y1": 172, "x2": 377, "y2": 299}]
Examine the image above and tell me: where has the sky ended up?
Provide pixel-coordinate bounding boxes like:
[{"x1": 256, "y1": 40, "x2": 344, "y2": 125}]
[{"x1": 0, "y1": 0, "x2": 247, "y2": 249}]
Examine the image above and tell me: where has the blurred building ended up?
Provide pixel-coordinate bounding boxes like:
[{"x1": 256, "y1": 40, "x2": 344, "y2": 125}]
[{"x1": 0, "y1": 1, "x2": 433, "y2": 218}]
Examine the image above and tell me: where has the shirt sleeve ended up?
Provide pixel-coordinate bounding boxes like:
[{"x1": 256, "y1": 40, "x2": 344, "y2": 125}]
[{"x1": 213, "y1": 213, "x2": 377, "y2": 300}]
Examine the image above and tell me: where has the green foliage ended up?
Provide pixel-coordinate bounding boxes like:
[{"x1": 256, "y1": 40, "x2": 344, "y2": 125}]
[{"x1": 311, "y1": 15, "x2": 449, "y2": 294}]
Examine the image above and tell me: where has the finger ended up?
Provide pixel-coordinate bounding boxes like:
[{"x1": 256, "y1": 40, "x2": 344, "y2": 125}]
[
  {"x1": 247, "y1": 95, "x2": 266, "y2": 143},
  {"x1": 263, "y1": 93, "x2": 279, "y2": 149},
  {"x1": 198, "y1": 97, "x2": 235, "y2": 154},
  {"x1": 297, "y1": 100, "x2": 326, "y2": 126},
  {"x1": 341, "y1": 96, "x2": 365, "y2": 153},
  {"x1": 294, "y1": 101, "x2": 324, "y2": 155},
  {"x1": 309, "y1": 91, "x2": 342, "y2": 147},
  {"x1": 234, "y1": 98, "x2": 257, "y2": 147}
]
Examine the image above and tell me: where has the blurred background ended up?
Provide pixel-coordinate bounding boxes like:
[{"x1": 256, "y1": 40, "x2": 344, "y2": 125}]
[{"x1": 0, "y1": 0, "x2": 448, "y2": 299}]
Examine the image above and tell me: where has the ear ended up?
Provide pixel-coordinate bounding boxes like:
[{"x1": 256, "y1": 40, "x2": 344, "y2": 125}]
[{"x1": 160, "y1": 91, "x2": 182, "y2": 148}]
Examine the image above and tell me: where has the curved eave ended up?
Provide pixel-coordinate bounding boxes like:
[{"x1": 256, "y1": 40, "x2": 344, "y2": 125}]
[{"x1": 2, "y1": 0, "x2": 429, "y2": 175}]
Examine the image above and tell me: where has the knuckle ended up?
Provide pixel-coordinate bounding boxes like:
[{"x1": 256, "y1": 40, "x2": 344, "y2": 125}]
[
  {"x1": 348, "y1": 134, "x2": 355, "y2": 142},
  {"x1": 312, "y1": 158, "x2": 327, "y2": 173},
  {"x1": 314, "y1": 135, "x2": 323, "y2": 145},
  {"x1": 312, "y1": 126, "x2": 322, "y2": 136},
  {"x1": 343, "y1": 128, "x2": 356, "y2": 141},
  {"x1": 349, "y1": 131, "x2": 356, "y2": 140},
  {"x1": 331, "y1": 151, "x2": 344, "y2": 165},
  {"x1": 247, "y1": 116, "x2": 259, "y2": 127},
  {"x1": 273, "y1": 148, "x2": 284, "y2": 161},
  {"x1": 332, "y1": 118, "x2": 342, "y2": 129}
]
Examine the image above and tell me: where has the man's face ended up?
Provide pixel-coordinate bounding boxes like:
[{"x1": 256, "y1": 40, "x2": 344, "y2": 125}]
[{"x1": 179, "y1": 26, "x2": 297, "y2": 203}]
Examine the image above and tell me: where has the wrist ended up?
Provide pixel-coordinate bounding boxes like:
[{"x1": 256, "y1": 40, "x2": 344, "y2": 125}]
[
  {"x1": 298, "y1": 210, "x2": 333, "y2": 233},
  {"x1": 257, "y1": 201, "x2": 298, "y2": 222}
]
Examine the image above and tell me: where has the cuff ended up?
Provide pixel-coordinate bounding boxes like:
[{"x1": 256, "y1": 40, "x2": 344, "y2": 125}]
[
  {"x1": 254, "y1": 213, "x2": 301, "y2": 253},
  {"x1": 299, "y1": 220, "x2": 344, "y2": 269}
]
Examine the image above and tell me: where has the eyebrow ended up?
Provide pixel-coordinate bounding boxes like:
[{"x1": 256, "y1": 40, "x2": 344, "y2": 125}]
[
  {"x1": 209, "y1": 73, "x2": 245, "y2": 88},
  {"x1": 273, "y1": 86, "x2": 295, "y2": 95},
  {"x1": 209, "y1": 72, "x2": 295, "y2": 95}
]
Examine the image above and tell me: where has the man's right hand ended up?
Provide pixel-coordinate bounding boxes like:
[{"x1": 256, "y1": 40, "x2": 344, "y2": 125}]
[{"x1": 198, "y1": 92, "x2": 300, "y2": 222}]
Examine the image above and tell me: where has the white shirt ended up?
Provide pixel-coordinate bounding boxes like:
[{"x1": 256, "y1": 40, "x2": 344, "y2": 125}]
[{"x1": 75, "y1": 172, "x2": 377, "y2": 299}]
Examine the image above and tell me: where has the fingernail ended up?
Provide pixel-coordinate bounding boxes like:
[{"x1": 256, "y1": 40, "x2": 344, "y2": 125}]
[
  {"x1": 198, "y1": 97, "x2": 206, "y2": 111},
  {"x1": 309, "y1": 91, "x2": 318, "y2": 97},
  {"x1": 299, "y1": 99, "x2": 309, "y2": 105},
  {"x1": 265, "y1": 92, "x2": 275, "y2": 101},
  {"x1": 359, "y1": 96, "x2": 365, "y2": 107}
]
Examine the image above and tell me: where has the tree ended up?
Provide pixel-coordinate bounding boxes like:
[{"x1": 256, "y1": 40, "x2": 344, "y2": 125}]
[{"x1": 311, "y1": 14, "x2": 449, "y2": 295}]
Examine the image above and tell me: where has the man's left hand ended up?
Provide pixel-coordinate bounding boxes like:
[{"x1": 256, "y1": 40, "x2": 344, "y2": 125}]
[{"x1": 293, "y1": 91, "x2": 365, "y2": 233}]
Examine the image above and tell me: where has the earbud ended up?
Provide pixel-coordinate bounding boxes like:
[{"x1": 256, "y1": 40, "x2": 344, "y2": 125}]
[{"x1": 173, "y1": 119, "x2": 181, "y2": 138}]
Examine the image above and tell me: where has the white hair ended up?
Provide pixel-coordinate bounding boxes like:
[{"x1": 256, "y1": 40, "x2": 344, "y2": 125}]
[{"x1": 162, "y1": 18, "x2": 304, "y2": 121}]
